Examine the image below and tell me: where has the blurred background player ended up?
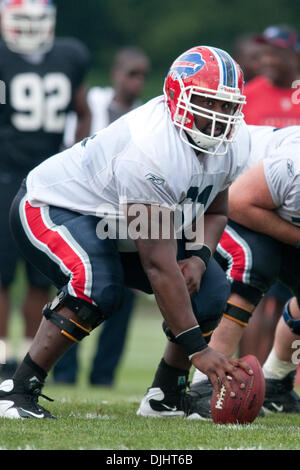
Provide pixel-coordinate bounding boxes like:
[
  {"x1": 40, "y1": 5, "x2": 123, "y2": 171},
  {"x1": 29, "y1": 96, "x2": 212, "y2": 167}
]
[
  {"x1": 54, "y1": 46, "x2": 151, "y2": 385},
  {"x1": 232, "y1": 33, "x2": 263, "y2": 83},
  {"x1": 0, "y1": 0, "x2": 91, "y2": 379},
  {"x1": 233, "y1": 25, "x2": 300, "y2": 384},
  {"x1": 243, "y1": 24, "x2": 300, "y2": 127}
]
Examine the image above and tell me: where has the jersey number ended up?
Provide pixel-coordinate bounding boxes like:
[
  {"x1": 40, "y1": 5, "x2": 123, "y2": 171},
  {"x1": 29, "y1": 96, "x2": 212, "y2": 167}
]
[
  {"x1": 10, "y1": 73, "x2": 72, "y2": 132},
  {"x1": 186, "y1": 185, "x2": 213, "y2": 208},
  {"x1": 181, "y1": 185, "x2": 213, "y2": 226}
]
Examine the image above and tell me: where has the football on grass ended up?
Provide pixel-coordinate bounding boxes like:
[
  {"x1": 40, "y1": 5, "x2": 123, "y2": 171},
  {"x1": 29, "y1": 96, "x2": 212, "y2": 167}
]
[{"x1": 210, "y1": 354, "x2": 265, "y2": 424}]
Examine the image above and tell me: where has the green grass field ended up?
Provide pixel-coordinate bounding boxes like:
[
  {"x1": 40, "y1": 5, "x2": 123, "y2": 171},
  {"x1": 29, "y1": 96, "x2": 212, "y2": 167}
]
[{"x1": 1, "y1": 281, "x2": 300, "y2": 451}]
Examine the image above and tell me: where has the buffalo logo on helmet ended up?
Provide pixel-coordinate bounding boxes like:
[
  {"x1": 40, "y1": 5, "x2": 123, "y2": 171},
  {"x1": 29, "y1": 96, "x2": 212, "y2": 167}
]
[{"x1": 170, "y1": 52, "x2": 205, "y2": 80}]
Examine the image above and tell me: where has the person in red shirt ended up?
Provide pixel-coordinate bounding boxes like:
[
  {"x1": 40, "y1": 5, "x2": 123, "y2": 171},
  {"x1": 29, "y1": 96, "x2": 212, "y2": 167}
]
[{"x1": 243, "y1": 25, "x2": 300, "y2": 127}]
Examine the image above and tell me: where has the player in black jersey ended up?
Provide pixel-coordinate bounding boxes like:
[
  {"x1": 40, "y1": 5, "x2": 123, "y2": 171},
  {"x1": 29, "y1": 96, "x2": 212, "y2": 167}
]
[{"x1": 0, "y1": 0, "x2": 91, "y2": 378}]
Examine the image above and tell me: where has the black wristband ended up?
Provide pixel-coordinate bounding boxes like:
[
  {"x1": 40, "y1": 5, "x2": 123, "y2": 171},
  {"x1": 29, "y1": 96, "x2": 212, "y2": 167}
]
[
  {"x1": 175, "y1": 325, "x2": 208, "y2": 359},
  {"x1": 296, "y1": 241, "x2": 300, "y2": 249},
  {"x1": 186, "y1": 245, "x2": 212, "y2": 269}
]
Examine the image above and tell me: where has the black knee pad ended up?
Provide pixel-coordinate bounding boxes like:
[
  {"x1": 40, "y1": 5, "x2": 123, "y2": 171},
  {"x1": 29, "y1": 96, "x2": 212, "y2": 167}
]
[
  {"x1": 223, "y1": 300, "x2": 253, "y2": 327},
  {"x1": 43, "y1": 290, "x2": 108, "y2": 343}
]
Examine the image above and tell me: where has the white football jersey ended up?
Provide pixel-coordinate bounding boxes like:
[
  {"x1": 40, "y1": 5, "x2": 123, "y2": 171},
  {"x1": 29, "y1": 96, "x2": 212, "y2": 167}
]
[
  {"x1": 247, "y1": 125, "x2": 300, "y2": 226},
  {"x1": 27, "y1": 96, "x2": 251, "y2": 248}
]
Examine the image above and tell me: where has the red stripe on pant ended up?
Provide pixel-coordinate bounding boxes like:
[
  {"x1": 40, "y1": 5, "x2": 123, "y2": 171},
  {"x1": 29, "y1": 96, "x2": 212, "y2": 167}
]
[
  {"x1": 219, "y1": 230, "x2": 246, "y2": 283},
  {"x1": 24, "y1": 201, "x2": 92, "y2": 304}
]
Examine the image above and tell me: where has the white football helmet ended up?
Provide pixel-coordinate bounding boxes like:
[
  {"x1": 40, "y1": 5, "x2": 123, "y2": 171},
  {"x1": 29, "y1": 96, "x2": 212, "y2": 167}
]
[{"x1": 1, "y1": 0, "x2": 56, "y2": 54}]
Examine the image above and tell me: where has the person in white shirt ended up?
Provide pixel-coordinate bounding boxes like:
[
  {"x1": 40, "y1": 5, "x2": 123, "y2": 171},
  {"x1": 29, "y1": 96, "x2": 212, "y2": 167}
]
[
  {"x1": 0, "y1": 45, "x2": 253, "y2": 419},
  {"x1": 64, "y1": 46, "x2": 149, "y2": 144}
]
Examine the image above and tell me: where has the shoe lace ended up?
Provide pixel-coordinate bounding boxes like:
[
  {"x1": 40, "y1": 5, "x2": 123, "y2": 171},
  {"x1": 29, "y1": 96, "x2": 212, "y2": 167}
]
[{"x1": 24, "y1": 379, "x2": 54, "y2": 411}]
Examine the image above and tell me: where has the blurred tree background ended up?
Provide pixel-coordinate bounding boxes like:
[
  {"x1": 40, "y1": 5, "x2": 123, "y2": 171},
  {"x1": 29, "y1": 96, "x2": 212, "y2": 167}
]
[{"x1": 55, "y1": 0, "x2": 300, "y2": 99}]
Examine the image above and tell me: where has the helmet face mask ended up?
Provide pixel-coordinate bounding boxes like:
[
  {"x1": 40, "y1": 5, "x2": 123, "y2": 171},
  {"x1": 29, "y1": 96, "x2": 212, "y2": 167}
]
[
  {"x1": 164, "y1": 46, "x2": 246, "y2": 155},
  {"x1": 1, "y1": 0, "x2": 56, "y2": 55}
]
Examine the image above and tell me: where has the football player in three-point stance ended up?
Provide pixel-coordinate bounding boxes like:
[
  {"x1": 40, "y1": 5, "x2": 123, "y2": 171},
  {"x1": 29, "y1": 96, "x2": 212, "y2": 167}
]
[
  {"x1": 0, "y1": 45, "x2": 253, "y2": 419},
  {"x1": 0, "y1": 0, "x2": 91, "y2": 378},
  {"x1": 190, "y1": 124, "x2": 300, "y2": 416}
]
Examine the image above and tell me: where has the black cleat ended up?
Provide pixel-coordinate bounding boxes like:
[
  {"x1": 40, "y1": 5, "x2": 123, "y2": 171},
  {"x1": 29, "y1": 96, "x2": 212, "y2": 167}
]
[
  {"x1": 263, "y1": 371, "x2": 300, "y2": 414},
  {"x1": 0, "y1": 377, "x2": 55, "y2": 419},
  {"x1": 188, "y1": 379, "x2": 213, "y2": 419},
  {"x1": 137, "y1": 385, "x2": 208, "y2": 419}
]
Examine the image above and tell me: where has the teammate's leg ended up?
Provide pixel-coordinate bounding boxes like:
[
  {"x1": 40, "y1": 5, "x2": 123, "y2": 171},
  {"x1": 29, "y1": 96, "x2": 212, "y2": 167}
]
[
  {"x1": 238, "y1": 281, "x2": 292, "y2": 364},
  {"x1": 23, "y1": 260, "x2": 53, "y2": 338},
  {"x1": 0, "y1": 287, "x2": 10, "y2": 344},
  {"x1": 0, "y1": 287, "x2": 16, "y2": 379},
  {"x1": 261, "y1": 246, "x2": 300, "y2": 413},
  {"x1": 15, "y1": 261, "x2": 53, "y2": 374},
  {"x1": 0, "y1": 176, "x2": 22, "y2": 379},
  {"x1": 262, "y1": 296, "x2": 300, "y2": 413},
  {"x1": 207, "y1": 293, "x2": 255, "y2": 357},
  {"x1": 90, "y1": 287, "x2": 136, "y2": 386}
]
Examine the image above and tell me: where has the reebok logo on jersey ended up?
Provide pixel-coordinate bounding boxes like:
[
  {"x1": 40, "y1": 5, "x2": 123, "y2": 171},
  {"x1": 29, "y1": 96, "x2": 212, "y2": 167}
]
[{"x1": 145, "y1": 173, "x2": 165, "y2": 186}]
